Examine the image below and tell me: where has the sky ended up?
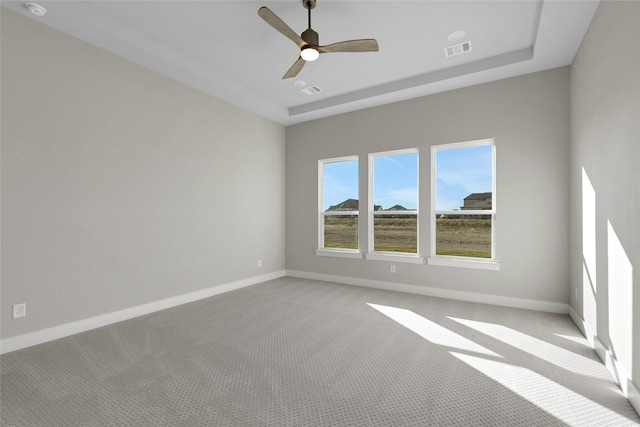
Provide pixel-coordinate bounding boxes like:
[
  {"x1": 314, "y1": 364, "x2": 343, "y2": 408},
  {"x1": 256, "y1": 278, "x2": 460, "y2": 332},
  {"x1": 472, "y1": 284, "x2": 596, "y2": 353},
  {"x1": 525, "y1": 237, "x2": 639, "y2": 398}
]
[
  {"x1": 435, "y1": 144, "x2": 493, "y2": 211},
  {"x1": 373, "y1": 153, "x2": 418, "y2": 209},
  {"x1": 322, "y1": 160, "x2": 359, "y2": 211},
  {"x1": 322, "y1": 145, "x2": 492, "y2": 211}
]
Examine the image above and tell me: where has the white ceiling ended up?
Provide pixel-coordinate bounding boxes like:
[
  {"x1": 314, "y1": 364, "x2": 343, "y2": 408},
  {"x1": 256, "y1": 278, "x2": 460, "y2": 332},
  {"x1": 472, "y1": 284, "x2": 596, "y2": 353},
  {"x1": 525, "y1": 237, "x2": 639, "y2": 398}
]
[{"x1": 2, "y1": 0, "x2": 599, "y2": 125}]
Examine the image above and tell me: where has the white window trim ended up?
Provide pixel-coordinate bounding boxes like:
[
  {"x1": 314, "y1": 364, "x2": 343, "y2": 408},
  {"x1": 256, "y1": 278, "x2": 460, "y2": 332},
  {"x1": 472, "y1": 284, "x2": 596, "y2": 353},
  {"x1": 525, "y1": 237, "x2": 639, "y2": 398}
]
[
  {"x1": 428, "y1": 138, "x2": 498, "y2": 269},
  {"x1": 315, "y1": 249, "x2": 363, "y2": 259},
  {"x1": 427, "y1": 256, "x2": 499, "y2": 270},
  {"x1": 364, "y1": 252, "x2": 425, "y2": 264},
  {"x1": 318, "y1": 156, "x2": 359, "y2": 254},
  {"x1": 367, "y1": 148, "x2": 419, "y2": 259}
]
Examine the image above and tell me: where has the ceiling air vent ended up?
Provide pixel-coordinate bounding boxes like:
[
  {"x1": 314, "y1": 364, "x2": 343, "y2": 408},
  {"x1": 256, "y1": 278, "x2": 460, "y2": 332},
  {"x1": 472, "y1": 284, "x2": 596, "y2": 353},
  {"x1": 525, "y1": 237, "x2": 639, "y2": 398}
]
[
  {"x1": 444, "y1": 41, "x2": 472, "y2": 58},
  {"x1": 301, "y1": 85, "x2": 323, "y2": 95}
]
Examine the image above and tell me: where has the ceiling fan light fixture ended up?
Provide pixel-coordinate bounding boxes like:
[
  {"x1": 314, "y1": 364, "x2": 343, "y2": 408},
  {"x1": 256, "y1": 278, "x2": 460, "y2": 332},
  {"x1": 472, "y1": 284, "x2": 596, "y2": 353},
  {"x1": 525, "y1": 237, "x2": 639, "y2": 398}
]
[{"x1": 301, "y1": 46, "x2": 319, "y2": 61}]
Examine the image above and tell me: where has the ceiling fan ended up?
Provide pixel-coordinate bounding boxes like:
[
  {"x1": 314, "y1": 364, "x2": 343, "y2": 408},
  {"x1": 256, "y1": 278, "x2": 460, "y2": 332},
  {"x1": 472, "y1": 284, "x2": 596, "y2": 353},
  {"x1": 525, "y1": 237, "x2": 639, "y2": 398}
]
[{"x1": 258, "y1": 0, "x2": 379, "y2": 79}]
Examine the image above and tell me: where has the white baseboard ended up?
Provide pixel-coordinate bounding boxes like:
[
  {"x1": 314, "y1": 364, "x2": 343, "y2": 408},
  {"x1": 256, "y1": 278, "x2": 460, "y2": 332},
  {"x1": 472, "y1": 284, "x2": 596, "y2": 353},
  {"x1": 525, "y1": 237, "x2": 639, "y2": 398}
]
[
  {"x1": 629, "y1": 378, "x2": 640, "y2": 419},
  {"x1": 286, "y1": 270, "x2": 570, "y2": 314},
  {"x1": 568, "y1": 306, "x2": 640, "y2": 417},
  {"x1": 0, "y1": 270, "x2": 286, "y2": 355}
]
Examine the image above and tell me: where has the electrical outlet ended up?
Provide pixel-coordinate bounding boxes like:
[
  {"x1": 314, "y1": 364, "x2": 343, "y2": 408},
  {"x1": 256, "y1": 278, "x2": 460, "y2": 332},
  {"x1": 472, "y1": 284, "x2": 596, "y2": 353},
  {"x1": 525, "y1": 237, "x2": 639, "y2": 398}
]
[
  {"x1": 257, "y1": 259, "x2": 262, "y2": 268},
  {"x1": 13, "y1": 303, "x2": 26, "y2": 319},
  {"x1": 390, "y1": 264, "x2": 396, "y2": 273}
]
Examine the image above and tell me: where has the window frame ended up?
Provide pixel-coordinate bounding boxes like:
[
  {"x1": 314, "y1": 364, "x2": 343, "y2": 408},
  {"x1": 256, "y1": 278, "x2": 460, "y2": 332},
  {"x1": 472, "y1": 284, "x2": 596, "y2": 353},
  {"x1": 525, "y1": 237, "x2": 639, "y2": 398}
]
[
  {"x1": 316, "y1": 156, "x2": 362, "y2": 259},
  {"x1": 428, "y1": 139, "x2": 499, "y2": 270},
  {"x1": 365, "y1": 148, "x2": 423, "y2": 264}
]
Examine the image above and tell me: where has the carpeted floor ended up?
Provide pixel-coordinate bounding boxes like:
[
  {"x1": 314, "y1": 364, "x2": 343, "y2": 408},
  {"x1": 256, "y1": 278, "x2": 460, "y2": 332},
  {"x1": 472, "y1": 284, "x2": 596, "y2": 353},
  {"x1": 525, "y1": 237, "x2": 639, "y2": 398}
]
[{"x1": 1, "y1": 277, "x2": 639, "y2": 426}]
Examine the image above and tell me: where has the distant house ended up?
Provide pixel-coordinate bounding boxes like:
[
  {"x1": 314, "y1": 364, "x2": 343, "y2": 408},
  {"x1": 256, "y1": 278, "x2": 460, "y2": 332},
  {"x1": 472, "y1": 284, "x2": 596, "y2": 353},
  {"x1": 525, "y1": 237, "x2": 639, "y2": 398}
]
[
  {"x1": 386, "y1": 205, "x2": 407, "y2": 211},
  {"x1": 382, "y1": 204, "x2": 418, "y2": 218},
  {"x1": 327, "y1": 198, "x2": 359, "y2": 211},
  {"x1": 459, "y1": 192, "x2": 492, "y2": 219},
  {"x1": 326, "y1": 199, "x2": 383, "y2": 212},
  {"x1": 326, "y1": 199, "x2": 414, "y2": 212},
  {"x1": 461, "y1": 192, "x2": 492, "y2": 210}
]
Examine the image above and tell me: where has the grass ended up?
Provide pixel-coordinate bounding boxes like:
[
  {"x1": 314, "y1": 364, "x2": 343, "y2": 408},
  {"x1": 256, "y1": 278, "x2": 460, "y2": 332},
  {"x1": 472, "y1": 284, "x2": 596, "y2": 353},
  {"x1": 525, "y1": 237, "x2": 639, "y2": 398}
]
[
  {"x1": 324, "y1": 216, "x2": 491, "y2": 258},
  {"x1": 324, "y1": 216, "x2": 358, "y2": 249},
  {"x1": 436, "y1": 217, "x2": 491, "y2": 258},
  {"x1": 373, "y1": 217, "x2": 417, "y2": 253}
]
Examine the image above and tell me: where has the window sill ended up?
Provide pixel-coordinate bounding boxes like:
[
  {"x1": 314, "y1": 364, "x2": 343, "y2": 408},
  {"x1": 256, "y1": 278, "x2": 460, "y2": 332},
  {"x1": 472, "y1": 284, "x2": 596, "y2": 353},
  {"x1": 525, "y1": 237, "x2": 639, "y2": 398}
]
[
  {"x1": 365, "y1": 252, "x2": 425, "y2": 264},
  {"x1": 427, "y1": 256, "x2": 500, "y2": 271},
  {"x1": 315, "y1": 249, "x2": 363, "y2": 259}
]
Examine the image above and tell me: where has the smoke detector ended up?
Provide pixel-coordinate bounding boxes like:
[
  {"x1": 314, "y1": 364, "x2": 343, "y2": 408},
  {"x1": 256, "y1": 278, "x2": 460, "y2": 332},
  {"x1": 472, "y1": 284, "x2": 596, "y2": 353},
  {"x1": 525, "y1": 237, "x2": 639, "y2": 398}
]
[
  {"x1": 25, "y1": 2, "x2": 46, "y2": 17},
  {"x1": 447, "y1": 30, "x2": 466, "y2": 42}
]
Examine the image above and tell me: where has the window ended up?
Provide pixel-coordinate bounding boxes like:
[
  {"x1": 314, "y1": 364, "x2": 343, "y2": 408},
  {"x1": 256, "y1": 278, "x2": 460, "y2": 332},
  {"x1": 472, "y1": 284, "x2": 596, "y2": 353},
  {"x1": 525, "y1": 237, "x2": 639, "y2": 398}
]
[
  {"x1": 368, "y1": 149, "x2": 419, "y2": 255},
  {"x1": 430, "y1": 139, "x2": 496, "y2": 266},
  {"x1": 318, "y1": 157, "x2": 360, "y2": 254}
]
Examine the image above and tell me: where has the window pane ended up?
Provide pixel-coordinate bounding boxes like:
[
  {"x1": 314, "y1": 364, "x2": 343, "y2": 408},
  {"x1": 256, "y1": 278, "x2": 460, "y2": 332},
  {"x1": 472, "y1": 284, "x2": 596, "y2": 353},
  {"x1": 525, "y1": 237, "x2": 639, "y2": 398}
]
[
  {"x1": 374, "y1": 214, "x2": 417, "y2": 253},
  {"x1": 433, "y1": 141, "x2": 494, "y2": 260},
  {"x1": 324, "y1": 215, "x2": 358, "y2": 249},
  {"x1": 322, "y1": 159, "x2": 358, "y2": 250},
  {"x1": 372, "y1": 152, "x2": 418, "y2": 253},
  {"x1": 323, "y1": 160, "x2": 358, "y2": 211},
  {"x1": 373, "y1": 153, "x2": 418, "y2": 210},
  {"x1": 435, "y1": 145, "x2": 492, "y2": 211},
  {"x1": 435, "y1": 214, "x2": 491, "y2": 258}
]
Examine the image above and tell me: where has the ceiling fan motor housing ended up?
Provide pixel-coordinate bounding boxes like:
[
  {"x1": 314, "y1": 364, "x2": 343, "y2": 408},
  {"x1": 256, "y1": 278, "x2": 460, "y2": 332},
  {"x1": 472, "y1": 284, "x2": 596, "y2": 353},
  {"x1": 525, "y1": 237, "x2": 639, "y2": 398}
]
[{"x1": 301, "y1": 28, "x2": 319, "y2": 46}]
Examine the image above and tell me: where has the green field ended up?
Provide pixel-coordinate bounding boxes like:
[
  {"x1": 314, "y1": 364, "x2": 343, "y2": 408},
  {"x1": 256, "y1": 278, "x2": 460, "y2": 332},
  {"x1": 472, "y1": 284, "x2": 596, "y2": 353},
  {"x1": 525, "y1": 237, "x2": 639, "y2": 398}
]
[
  {"x1": 324, "y1": 216, "x2": 491, "y2": 258},
  {"x1": 324, "y1": 216, "x2": 358, "y2": 249},
  {"x1": 435, "y1": 217, "x2": 491, "y2": 258},
  {"x1": 373, "y1": 217, "x2": 417, "y2": 253}
]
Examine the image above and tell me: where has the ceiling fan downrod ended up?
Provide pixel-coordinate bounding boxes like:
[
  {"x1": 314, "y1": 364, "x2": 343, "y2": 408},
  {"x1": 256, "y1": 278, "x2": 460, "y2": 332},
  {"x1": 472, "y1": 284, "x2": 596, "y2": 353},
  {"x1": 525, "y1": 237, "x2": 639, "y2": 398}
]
[{"x1": 301, "y1": 0, "x2": 319, "y2": 46}]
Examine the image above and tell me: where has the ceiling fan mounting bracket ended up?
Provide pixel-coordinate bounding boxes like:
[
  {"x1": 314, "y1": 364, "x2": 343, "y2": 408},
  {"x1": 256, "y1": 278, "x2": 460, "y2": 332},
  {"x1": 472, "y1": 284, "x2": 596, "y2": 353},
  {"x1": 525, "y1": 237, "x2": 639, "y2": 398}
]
[{"x1": 303, "y1": 0, "x2": 316, "y2": 10}]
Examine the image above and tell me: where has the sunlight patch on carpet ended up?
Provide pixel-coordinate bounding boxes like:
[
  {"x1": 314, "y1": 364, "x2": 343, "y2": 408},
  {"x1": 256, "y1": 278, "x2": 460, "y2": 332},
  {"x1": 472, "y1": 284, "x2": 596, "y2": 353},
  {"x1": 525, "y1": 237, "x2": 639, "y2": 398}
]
[{"x1": 367, "y1": 303, "x2": 501, "y2": 358}]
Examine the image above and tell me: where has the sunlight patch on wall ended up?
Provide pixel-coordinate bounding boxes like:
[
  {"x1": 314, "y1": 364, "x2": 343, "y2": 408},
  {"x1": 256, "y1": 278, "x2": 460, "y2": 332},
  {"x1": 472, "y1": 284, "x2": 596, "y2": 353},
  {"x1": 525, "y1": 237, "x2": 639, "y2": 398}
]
[
  {"x1": 582, "y1": 168, "x2": 597, "y2": 288},
  {"x1": 367, "y1": 303, "x2": 501, "y2": 358},
  {"x1": 582, "y1": 167, "x2": 598, "y2": 334},
  {"x1": 607, "y1": 220, "x2": 634, "y2": 379}
]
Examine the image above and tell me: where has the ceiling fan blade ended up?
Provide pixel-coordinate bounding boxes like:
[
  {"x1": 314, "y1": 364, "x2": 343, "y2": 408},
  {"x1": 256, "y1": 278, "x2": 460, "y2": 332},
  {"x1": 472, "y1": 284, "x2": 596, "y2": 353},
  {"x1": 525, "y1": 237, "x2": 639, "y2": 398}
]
[
  {"x1": 258, "y1": 7, "x2": 304, "y2": 47},
  {"x1": 283, "y1": 57, "x2": 306, "y2": 79},
  {"x1": 319, "y1": 39, "x2": 379, "y2": 54}
]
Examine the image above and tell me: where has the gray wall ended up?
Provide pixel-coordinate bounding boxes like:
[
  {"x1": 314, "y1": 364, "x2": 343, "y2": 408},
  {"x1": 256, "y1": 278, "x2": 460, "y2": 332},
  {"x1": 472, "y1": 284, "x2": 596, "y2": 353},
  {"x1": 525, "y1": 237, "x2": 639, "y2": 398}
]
[
  {"x1": 569, "y1": 0, "x2": 640, "y2": 399},
  {"x1": 1, "y1": 9, "x2": 286, "y2": 339},
  {"x1": 286, "y1": 67, "x2": 570, "y2": 305}
]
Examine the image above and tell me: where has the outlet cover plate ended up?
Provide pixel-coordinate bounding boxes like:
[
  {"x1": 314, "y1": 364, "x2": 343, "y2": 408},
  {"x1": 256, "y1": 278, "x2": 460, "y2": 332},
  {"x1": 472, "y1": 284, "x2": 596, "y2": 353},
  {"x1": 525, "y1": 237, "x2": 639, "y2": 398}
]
[{"x1": 13, "y1": 303, "x2": 26, "y2": 319}]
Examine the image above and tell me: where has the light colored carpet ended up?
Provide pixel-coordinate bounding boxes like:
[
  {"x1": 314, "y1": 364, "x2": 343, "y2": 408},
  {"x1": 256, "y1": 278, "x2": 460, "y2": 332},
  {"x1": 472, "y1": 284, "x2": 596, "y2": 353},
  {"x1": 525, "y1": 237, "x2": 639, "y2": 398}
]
[{"x1": 1, "y1": 277, "x2": 638, "y2": 426}]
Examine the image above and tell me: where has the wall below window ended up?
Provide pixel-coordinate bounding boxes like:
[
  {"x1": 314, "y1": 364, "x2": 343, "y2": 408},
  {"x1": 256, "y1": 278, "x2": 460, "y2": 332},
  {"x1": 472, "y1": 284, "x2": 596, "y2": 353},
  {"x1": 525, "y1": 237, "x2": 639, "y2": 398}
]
[
  {"x1": 569, "y1": 0, "x2": 640, "y2": 414},
  {"x1": 1, "y1": 10, "x2": 286, "y2": 343},
  {"x1": 286, "y1": 67, "x2": 570, "y2": 307}
]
